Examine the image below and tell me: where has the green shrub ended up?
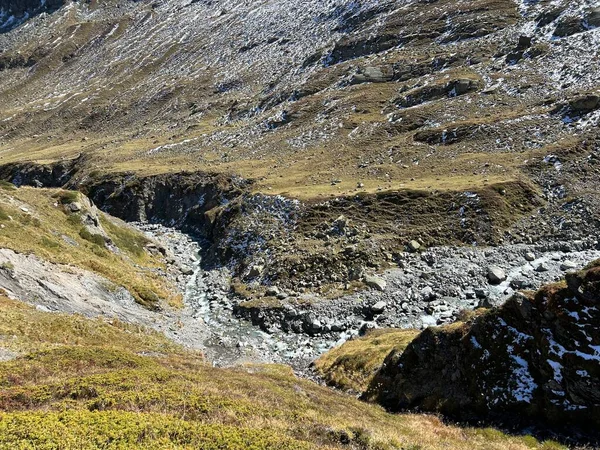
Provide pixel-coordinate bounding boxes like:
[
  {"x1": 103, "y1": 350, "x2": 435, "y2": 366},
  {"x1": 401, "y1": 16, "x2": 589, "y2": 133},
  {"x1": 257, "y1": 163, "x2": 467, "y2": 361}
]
[
  {"x1": 79, "y1": 228, "x2": 106, "y2": 246},
  {"x1": 100, "y1": 216, "x2": 149, "y2": 258},
  {"x1": 40, "y1": 237, "x2": 60, "y2": 249},
  {"x1": 52, "y1": 190, "x2": 79, "y2": 205},
  {"x1": 0, "y1": 181, "x2": 16, "y2": 191},
  {"x1": 133, "y1": 285, "x2": 160, "y2": 310}
]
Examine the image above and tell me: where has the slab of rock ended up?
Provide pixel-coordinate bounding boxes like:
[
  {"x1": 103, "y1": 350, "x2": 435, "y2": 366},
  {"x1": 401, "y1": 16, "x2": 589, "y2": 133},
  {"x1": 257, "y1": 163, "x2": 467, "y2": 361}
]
[
  {"x1": 420, "y1": 315, "x2": 437, "y2": 328},
  {"x1": 68, "y1": 202, "x2": 82, "y2": 212},
  {"x1": 180, "y1": 265, "x2": 194, "y2": 275},
  {"x1": 408, "y1": 240, "x2": 421, "y2": 252},
  {"x1": 249, "y1": 265, "x2": 264, "y2": 277},
  {"x1": 266, "y1": 286, "x2": 280, "y2": 297}
]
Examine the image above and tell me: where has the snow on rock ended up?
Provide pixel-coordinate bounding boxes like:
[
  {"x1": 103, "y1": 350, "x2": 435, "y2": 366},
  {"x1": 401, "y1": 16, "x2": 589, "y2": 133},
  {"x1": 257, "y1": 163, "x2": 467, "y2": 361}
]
[{"x1": 365, "y1": 260, "x2": 600, "y2": 436}]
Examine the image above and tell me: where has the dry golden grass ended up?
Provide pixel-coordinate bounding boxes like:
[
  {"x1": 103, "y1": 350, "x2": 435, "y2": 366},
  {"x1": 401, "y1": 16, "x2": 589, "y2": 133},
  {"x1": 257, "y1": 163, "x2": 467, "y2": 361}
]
[
  {"x1": 314, "y1": 329, "x2": 420, "y2": 393},
  {"x1": 0, "y1": 293, "x2": 565, "y2": 449}
]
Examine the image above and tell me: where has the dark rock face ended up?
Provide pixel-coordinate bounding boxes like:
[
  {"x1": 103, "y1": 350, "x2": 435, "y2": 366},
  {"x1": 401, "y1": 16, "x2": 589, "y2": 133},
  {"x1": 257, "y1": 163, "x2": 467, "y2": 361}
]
[
  {"x1": 366, "y1": 261, "x2": 600, "y2": 438},
  {"x1": 0, "y1": 0, "x2": 65, "y2": 33}
]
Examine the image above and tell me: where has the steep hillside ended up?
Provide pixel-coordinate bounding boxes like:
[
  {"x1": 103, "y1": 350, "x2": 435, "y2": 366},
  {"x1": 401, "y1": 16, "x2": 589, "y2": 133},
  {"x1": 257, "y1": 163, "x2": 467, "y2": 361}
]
[
  {"x1": 0, "y1": 0, "x2": 599, "y2": 295},
  {"x1": 0, "y1": 293, "x2": 567, "y2": 450},
  {"x1": 0, "y1": 1, "x2": 599, "y2": 447}
]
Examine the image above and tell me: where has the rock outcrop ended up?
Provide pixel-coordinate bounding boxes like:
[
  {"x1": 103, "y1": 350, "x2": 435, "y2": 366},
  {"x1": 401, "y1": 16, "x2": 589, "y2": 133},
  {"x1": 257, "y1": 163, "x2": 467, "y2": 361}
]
[{"x1": 366, "y1": 261, "x2": 600, "y2": 438}]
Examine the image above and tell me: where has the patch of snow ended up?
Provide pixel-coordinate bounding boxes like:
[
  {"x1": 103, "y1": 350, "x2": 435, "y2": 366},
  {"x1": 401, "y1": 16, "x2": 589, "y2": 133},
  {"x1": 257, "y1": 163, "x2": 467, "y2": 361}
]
[{"x1": 509, "y1": 355, "x2": 537, "y2": 403}]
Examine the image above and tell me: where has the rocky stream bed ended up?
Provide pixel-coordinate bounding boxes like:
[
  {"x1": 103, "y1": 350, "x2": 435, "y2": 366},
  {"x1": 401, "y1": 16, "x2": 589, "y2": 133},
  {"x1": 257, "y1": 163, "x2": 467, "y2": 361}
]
[{"x1": 135, "y1": 223, "x2": 600, "y2": 372}]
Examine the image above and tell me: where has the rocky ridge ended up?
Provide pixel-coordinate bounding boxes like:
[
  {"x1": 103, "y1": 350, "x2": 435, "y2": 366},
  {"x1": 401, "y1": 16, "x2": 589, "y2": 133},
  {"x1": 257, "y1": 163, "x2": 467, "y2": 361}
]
[{"x1": 365, "y1": 260, "x2": 600, "y2": 440}]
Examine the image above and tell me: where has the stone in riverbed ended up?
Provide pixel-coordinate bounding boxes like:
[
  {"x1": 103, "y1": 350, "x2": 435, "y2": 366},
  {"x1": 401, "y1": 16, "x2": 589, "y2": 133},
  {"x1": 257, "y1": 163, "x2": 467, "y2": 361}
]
[
  {"x1": 266, "y1": 286, "x2": 280, "y2": 297},
  {"x1": 364, "y1": 275, "x2": 387, "y2": 291},
  {"x1": 249, "y1": 265, "x2": 264, "y2": 277},
  {"x1": 560, "y1": 260, "x2": 577, "y2": 271},
  {"x1": 180, "y1": 265, "x2": 194, "y2": 275},
  {"x1": 487, "y1": 266, "x2": 507, "y2": 284},
  {"x1": 535, "y1": 262, "x2": 550, "y2": 273},
  {"x1": 408, "y1": 240, "x2": 421, "y2": 252},
  {"x1": 421, "y1": 315, "x2": 437, "y2": 328},
  {"x1": 370, "y1": 301, "x2": 387, "y2": 314}
]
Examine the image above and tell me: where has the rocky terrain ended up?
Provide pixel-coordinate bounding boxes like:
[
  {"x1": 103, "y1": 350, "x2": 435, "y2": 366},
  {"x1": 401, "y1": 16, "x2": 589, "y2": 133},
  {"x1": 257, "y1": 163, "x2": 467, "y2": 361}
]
[
  {"x1": 0, "y1": 0, "x2": 598, "y2": 446},
  {"x1": 365, "y1": 260, "x2": 600, "y2": 441}
]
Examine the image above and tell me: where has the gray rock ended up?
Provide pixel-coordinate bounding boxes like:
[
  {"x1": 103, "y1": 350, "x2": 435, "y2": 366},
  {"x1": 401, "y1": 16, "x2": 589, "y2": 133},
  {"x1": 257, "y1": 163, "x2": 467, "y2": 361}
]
[
  {"x1": 408, "y1": 240, "x2": 421, "y2": 252},
  {"x1": 560, "y1": 260, "x2": 578, "y2": 271},
  {"x1": 487, "y1": 266, "x2": 507, "y2": 284},
  {"x1": 420, "y1": 286, "x2": 435, "y2": 301},
  {"x1": 180, "y1": 265, "x2": 194, "y2": 275},
  {"x1": 569, "y1": 95, "x2": 599, "y2": 113},
  {"x1": 587, "y1": 7, "x2": 600, "y2": 28},
  {"x1": 249, "y1": 265, "x2": 264, "y2": 277},
  {"x1": 359, "y1": 321, "x2": 378, "y2": 335},
  {"x1": 364, "y1": 275, "x2": 387, "y2": 291},
  {"x1": 525, "y1": 252, "x2": 536, "y2": 262},
  {"x1": 535, "y1": 262, "x2": 550, "y2": 273},
  {"x1": 330, "y1": 321, "x2": 346, "y2": 332},
  {"x1": 304, "y1": 315, "x2": 322, "y2": 333},
  {"x1": 474, "y1": 287, "x2": 489, "y2": 299},
  {"x1": 266, "y1": 286, "x2": 280, "y2": 297},
  {"x1": 69, "y1": 202, "x2": 82, "y2": 212},
  {"x1": 370, "y1": 301, "x2": 387, "y2": 314},
  {"x1": 453, "y1": 78, "x2": 475, "y2": 95},
  {"x1": 351, "y1": 66, "x2": 393, "y2": 84}
]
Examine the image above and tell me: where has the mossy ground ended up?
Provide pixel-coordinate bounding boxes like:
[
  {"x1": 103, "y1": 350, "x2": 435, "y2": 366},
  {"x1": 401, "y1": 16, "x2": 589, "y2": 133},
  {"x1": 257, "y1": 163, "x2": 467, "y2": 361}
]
[
  {"x1": 0, "y1": 294, "x2": 565, "y2": 450},
  {"x1": 314, "y1": 329, "x2": 420, "y2": 393}
]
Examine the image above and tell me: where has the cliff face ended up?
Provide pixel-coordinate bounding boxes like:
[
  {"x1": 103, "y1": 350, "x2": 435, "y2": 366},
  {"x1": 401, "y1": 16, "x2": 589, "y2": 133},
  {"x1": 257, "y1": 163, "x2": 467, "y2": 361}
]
[{"x1": 366, "y1": 261, "x2": 600, "y2": 436}]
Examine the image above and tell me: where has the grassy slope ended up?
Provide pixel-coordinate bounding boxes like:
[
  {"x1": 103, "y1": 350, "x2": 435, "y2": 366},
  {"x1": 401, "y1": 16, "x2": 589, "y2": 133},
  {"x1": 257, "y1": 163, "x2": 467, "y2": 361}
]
[
  {"x1": 0, "y1": 184, "x2": 177, "y2": 308},
  {"x1": 314, "y1": 329, "x2": 420, "y2": 393},
  {"x1": 0, "y1": 294, "x2": 566, "y2": 450}
]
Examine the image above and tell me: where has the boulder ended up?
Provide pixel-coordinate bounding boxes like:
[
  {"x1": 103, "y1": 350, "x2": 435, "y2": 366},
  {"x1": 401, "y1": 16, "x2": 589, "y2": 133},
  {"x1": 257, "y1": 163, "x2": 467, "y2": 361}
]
[
  {"x1": 180, "y1": 265, "x2": 194, "y2": 275},
  {"x1": 452, "y1": 78, "x2": 476, "y2": 95},
  {"x1": 586, "y1": 7, "x2": 600, "y2": 28},
  {"x1": 525, "y1": 252, "x2": 536, "y2": 262},
  {"x1": 408, "y1": 240, "x2": 421, "y2": 252},
  {"x1": 420, "y1": 315, "x2": 437, "y2": 328},
  {"x1": 569, "y1": 95, "x2": 600, "y2": 113},
  {"x1": 487, "y1": 266, "x2": 507, "y2": 284},
  {"x1": 553, "y1": 16, "x2": 584, "y2": 37},
  {"x1": 68, "y1": 202, "x2": 82, "y2": 212},
  {"x1": 249, "y1": 265, "x2": 264, "y2": 277},
  {"x1": 350, "y1": 65, "x2": 394, "y2": 84},
  {"x1": 265, "y1": 286, "x2": 280, "y2": 297},
  {"x1": 560, "y1": 260, "x2": 578, "y2": 271},
  {"x1": 370, "y1": 301, "x2": 387, "y2": 314},
  {"x1": 364, "y1": 275, "x2": 387, "y2": 292}
]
